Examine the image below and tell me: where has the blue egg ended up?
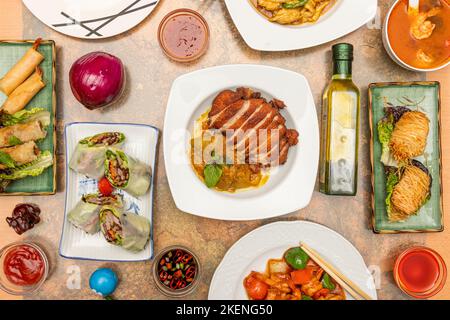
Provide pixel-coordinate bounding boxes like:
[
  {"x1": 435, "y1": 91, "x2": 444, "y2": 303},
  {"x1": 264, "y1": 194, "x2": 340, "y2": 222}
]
[{"x1": 89, "y1": 268, "x2": 118, "y2": 296}]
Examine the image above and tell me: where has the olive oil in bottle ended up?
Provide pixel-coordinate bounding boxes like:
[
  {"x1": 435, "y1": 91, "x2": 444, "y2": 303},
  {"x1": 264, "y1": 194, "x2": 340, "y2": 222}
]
[{"x1": 319, "y1": 43, "x2": 360, "y2": 196}]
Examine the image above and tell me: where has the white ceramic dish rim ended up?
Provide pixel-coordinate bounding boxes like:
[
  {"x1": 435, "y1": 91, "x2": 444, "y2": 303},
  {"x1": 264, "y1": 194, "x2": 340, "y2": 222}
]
[
  {"x1": 382, "y1": 0, "x2": 450, "y2": 72},
  {"x1": 224, "y1": 0, "x2": 378, "y2": 51},
  {"x1": 163, "y1": 64, "x2": 319, "y2": 221},
  {"x1": 59, "y1": 122, "x2": 159, "y2": 262},
  {"x1": 22, "y1": 0, "x2": 160, "y2": 39},
  {"x1": 208, "y1": 220, "x2": 378, "y2": 300}
]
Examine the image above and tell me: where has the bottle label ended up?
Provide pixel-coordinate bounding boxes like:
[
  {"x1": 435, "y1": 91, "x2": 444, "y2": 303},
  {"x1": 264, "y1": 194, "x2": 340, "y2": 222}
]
[{"x1": 328, "y1": 91, "x2": 357, "y2": 193}]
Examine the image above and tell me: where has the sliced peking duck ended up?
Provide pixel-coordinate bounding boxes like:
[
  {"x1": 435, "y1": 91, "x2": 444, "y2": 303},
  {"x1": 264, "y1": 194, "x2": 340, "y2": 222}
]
[{"x1": 207, "y1": 87, "x2": 299, "y2": 167}]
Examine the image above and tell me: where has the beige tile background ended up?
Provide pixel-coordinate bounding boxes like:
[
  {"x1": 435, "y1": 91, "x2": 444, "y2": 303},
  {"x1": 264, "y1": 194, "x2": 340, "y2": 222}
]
[{"x1": 0, "y1": 0, "x2": 448, "y2": 300}]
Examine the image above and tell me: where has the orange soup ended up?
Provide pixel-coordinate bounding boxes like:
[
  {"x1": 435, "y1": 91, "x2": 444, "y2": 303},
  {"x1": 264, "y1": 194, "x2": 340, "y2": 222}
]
[{"x1": 388, "y1": 0, "x2": 450, "y2": 69}]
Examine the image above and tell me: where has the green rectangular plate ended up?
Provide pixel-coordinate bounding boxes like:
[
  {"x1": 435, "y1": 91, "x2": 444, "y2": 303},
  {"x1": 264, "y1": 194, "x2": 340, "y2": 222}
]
[
  {"x1": 369, "y1": 82, "x2": 443, "y2": 233},
  {"x1": 0, "y1": 40, "x2": 56, "y2": 195}
]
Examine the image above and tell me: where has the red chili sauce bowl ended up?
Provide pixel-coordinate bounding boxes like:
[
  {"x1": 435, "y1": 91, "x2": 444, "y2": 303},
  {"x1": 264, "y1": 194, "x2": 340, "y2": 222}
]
[
  {"x1": 0, "y1": 242, "x2": 49, "y2": 295},
  {"x1": 158, "y1": 9, "x2": 210, "y2": 63},
  {"x1": 393, "y1": 246, "x2": 447, "y2": 299},
  {"x1": 152, "y1": 245, "x2": 200, "y2": 297}
]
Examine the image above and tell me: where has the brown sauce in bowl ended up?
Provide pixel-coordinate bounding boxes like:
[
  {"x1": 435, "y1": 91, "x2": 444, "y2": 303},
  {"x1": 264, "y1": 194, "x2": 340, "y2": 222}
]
[{"x1": 158, "y1": 9, "x2": 209, "y2": 62}]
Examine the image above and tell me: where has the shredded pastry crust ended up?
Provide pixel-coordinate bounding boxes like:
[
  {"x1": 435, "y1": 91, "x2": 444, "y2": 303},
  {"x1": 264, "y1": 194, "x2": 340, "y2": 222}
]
[
  {"x1": 390, "y1": 165, "x2": 431, "y2": 222},
  {"x1": 389, "y1": 111, "x2": 429, "y2": 162}
]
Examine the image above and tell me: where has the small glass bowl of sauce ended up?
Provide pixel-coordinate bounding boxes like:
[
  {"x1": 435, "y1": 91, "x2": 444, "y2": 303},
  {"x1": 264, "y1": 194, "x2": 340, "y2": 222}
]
[
  {"x1": 394, "y1": 246, "x2": 447, "y2": 299},
  {"x1": 152, "y1": 245, "x2": 201, "y2": 297},
  {"x1": 0, "y1": 242, "x2": 49, "y2": 295},
  {"x1": 158, "y1": 9, "x2": 210, "y2": 62}
]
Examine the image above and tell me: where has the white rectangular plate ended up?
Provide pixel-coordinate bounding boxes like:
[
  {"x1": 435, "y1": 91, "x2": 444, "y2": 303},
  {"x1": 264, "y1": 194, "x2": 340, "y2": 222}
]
[{"x1": 60, "y1": 122, "x2": 159, "y2": 262}]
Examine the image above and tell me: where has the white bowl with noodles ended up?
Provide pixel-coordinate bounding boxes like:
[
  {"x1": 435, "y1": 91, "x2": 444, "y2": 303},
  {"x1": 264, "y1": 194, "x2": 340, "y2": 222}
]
[
  {"x1": 225, "y1": 0, "x2": 378, "y2": 51},
  {"x1": 382, "y1": 0, "x2": 450, "y2": 72}
]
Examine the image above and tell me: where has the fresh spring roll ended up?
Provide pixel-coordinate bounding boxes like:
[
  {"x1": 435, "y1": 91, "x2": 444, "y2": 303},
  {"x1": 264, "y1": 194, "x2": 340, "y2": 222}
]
[
  {"x1": 0, "y1": 141, "x2": 40, "y2": 170},
  {"x1": 0, "y1": 38, "x2": 45, "y2": 96},
  {"x1": 1, "y1": 68, "x2": 46, "y2": 115},
  {"x1": 69, "y1": 132, "x2": 125, "y2": 179},
  {"x1": 104, "y1": 149, "x2": 151, "y2": 197},
  {"x1": 0, "y1": 120, "x2": 46, "y2": 148},
  {"x1": 68, "y1": 194, "x2": 123, "y2": 234},
  {"x1": 99, "y1": 206, "x2": 151, "y2": 252}
]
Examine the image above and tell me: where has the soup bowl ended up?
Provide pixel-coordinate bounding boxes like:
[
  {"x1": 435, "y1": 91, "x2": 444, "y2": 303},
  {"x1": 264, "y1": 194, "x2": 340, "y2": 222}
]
[{"x1": 382, "y1": 0, "x2": 450, "y2": 72}]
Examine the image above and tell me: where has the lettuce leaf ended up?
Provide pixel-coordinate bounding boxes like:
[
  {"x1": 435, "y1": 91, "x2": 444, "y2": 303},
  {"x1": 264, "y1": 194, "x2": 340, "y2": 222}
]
[
  {"x1": 0, "y1": 151, "x2": 53, "y2": 180},
  {"x1": 385, "y1": 170, "x2": 399, "y2": 216},
  {"x1": 0, "y1": 151, "x2": 16, "y2": 168},
  {"x1": 0, "y1": 108, "x2": 51, "y2": 127},
  {"x1": 0, "y1": 179, "x2": 11, "y2": 192},
  {"x1": 377, "y1": 115, "x2": 397, "y2": 166}
]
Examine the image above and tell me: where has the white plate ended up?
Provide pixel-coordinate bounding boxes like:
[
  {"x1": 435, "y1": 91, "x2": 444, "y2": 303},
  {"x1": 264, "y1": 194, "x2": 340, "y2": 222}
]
[
  {"x1": 164, "y1": 64, "x2": 319, "y2": 221},
  {"x1": 225, "y1": 0, "x2": 378, "y2": 51},
  {"x1": 209, "y1": 221, "x2": 378, "y2": 300},
  {"x1": 22, "y1": 0, "x2": 160, "y2": 39},
  {"x1": 60, "y1": 122, "x2": 159, "y2": 262}
]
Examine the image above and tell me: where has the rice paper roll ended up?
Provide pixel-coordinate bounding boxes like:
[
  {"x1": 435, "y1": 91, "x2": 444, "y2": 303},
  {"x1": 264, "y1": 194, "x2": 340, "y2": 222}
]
[
  {"x1": 104, "y1": 149, "x2": 151, "y2": 197},
  {"x1": 68, "y1": 193, "x2": 123, "y2": 234},
  {"x1": 0, "y1": 39, "x2": 44, "y2": 96},
  {"x1": 99, "y1": 206, "x2": 151, "y2": 252},
  {"x1": 69, "y1": 132, "x2": 125, "y2": 179},
  {"x1": 1, "y1": 68, "x2": 46, "y2": 115},
  {"x1": 0, "y1": 120, "x2": 46, "y2": 148},
  {"x1": 0, "y1": 141, "x2": 40, "y2": 170}
]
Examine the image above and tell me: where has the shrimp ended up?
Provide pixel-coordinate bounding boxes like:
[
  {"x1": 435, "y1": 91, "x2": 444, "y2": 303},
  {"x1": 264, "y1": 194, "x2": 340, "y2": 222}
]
[{"x1": 410, "y1": 7, "x2": 441, "y2": 40}]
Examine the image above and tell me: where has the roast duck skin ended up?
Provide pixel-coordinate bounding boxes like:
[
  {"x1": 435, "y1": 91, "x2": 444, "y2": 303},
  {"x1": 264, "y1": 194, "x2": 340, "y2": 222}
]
[{"x1": 207, "y1": 88, "x2": 299, "y2": 167}]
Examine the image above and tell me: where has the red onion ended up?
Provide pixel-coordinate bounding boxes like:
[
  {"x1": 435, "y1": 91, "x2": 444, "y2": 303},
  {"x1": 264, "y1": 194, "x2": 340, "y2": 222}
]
[{"x1": 69, "y1": 52, "x2": 125, "y2": 110}]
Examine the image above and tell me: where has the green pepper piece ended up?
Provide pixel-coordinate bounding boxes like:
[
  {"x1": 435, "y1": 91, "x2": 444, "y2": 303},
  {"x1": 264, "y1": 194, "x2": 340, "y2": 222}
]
[
  {"x1": 302, "y1": 295, "x2": 313, "y2": 300},
  {"x1": 322, "y1": 273, "x2": 336, "y2": 290},
  {"x1": 284, "y1": 247, "x2": 309, "y2": 270},
  {"x1": 282, "y1": 0, "x2": 309, "y2": 9}
]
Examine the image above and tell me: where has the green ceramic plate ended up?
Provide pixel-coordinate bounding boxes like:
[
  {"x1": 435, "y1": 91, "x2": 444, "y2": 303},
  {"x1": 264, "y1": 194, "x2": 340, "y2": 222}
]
[
  {"x1": 369, "y1": 82, "x2": 443, "y2": 233},
  {"x1": 0, "y1": 40, "x2": 56, "y2": 195}
]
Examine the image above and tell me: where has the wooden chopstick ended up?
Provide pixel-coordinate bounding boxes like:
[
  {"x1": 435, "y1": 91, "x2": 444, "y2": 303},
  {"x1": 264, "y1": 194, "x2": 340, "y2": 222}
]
[{"x1": 300, "y1": 242, "x2": 373, "y2": 300}]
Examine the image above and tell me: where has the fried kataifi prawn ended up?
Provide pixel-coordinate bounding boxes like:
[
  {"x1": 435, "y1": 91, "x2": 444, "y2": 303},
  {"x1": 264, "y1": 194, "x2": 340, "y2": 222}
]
[
  {"x1": 389, "y1": 162, "x2": 431, "y2": 222},
  {"x1": 389, "y1": 111, "x2": 429, "y2": 162}
]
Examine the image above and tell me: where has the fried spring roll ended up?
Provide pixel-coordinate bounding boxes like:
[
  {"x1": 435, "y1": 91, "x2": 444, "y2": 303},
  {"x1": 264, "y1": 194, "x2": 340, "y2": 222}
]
[
  {"x1": 0, "y1": 120, "x2": 46, "y2": 148},
  {"x1": 0, "y1": 39, "x2": 45, "y2": 96},
  {"x1": 1, "y1": 68, "x2": 46, "y2": 115},
  {"x1": 0, "y1": 141, "x2": 40, "y2": 170}
]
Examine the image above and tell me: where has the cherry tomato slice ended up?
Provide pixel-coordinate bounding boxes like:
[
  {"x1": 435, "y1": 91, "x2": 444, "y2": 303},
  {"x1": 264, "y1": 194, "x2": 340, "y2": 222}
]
[
  {"x1": 244, "y1": 275, "x2": 268, "y2": 300},
  {"x1": 98, "y1": 177, "x2": 114, "y2": 196}
]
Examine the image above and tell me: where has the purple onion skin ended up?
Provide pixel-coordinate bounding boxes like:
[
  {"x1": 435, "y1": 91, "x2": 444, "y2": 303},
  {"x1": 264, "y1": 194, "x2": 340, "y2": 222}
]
[{"x1": 69, "y1": 52, "x2": 125, "y2": 110}]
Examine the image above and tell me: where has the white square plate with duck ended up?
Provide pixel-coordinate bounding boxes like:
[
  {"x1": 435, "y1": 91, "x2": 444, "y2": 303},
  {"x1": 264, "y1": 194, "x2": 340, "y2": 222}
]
[{"x1": 164, "y1": 64, "x2": 319, "y2": 221}]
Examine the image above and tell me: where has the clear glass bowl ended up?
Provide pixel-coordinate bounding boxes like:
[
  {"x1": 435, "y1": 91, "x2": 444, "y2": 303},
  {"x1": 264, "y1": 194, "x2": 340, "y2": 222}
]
[
  {"x1": 0, "y1": 241, "x2": 49, "y2": 296},
  {"x1": 152, "y1": 245, "x2": 201, "y2": 297},
  {"x1": 157, "y1": 8, "x2": 210, "y2": 63},
  {"x1": 393, "y1": 246, "x2": 447, "y2": 299}
]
